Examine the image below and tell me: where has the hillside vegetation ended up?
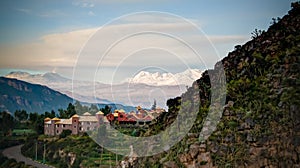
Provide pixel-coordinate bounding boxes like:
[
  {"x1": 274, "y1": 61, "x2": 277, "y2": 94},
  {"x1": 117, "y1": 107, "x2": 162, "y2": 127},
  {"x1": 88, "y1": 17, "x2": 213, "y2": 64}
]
[
  {"x1": 21, "y1": 134, "x2": 122, "y2": 168},
  {"x1": 129, "y1": 2, "x2": 300, "y2": 167}
]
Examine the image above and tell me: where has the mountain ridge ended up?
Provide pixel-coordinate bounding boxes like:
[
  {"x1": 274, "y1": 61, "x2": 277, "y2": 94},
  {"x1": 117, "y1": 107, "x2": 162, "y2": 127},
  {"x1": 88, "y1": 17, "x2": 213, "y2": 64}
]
[
  {"x1": 5, "y1": 71, "x2": 70, "y2": 84},
  {"x1": 0, "y1": 77, "x2": 137, "y2": 113},
  {"x1": 0, "y1": 76, "x2": 73, "y2": 113}
]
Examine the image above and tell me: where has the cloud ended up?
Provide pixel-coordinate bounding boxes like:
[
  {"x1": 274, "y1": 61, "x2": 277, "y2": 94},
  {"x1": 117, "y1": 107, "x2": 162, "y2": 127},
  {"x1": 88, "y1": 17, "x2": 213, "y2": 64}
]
[
  {"x1": 15, "y1": 8, "x2": 32, "y2": 14},
  {"x1": 0, "y1": 28, "x2": 96, "y2": 69},
  {"x1": 14, "y1": 8, "x2": 66, "y2": 18},
  {"x1": 0, "y1": 14, "x2": 248, "y2": 82},
  {"x1": 72, "y1": 0, "x2": 170, "y2": 6},
  {"x1": 208, "y1": 35, "x2": 247, "y2": 43},
  {"x1": 38, "y1": 10, "x2": 67, "y2": 18},
  {"x1": 88, "y1": 11, "x2": 96, "y2": 16},
  {"x1": 72, "y1": 0, "x2": 95, "y2": 8},
  {"x1": 120, "y1": 13, "x2": 200, "y2": 25}
]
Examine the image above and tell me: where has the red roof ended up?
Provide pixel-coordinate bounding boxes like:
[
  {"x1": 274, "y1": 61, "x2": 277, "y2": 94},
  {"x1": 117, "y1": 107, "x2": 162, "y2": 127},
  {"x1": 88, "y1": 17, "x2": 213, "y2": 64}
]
[
  {"x1": 106, "y1": 114, "x2": 114, "y2": 121},
  {"x1": 106, "y1": 112, "x2": 153, "y2": 123},
  {"x1": 142, "y1": 115, "x2": 153, "y2": 121}
]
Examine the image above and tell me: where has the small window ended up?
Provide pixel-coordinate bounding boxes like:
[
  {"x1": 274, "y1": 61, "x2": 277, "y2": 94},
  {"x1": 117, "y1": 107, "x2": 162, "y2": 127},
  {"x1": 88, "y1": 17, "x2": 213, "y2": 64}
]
[
  {"x1": 74, "y1": 126, "x2": 76, "y2": 128},
  {"x1": 63, "y1": 124, "x2": 65, "y2": 127},
  {"x1": 74, "y1": 120, "x2": 76, "y2": 122}
]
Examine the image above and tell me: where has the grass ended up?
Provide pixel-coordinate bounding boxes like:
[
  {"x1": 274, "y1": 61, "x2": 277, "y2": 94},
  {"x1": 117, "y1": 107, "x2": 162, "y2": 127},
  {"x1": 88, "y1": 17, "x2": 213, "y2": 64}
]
[{"x1": 12, "y1": 129, "x2": 36, "y2": 136}]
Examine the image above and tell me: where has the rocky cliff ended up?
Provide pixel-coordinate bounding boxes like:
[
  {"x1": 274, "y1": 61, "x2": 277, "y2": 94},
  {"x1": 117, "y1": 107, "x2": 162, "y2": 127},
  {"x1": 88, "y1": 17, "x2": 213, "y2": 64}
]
[{"x1": 126, "y1": 2, "x2": 300, "y2": 167}]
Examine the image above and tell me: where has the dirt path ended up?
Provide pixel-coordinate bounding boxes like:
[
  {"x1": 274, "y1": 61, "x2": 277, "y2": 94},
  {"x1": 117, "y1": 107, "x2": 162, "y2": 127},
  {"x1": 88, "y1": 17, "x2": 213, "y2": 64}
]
[{"x1": 2, "y1": 144, "x2": 54, "y2": 168}]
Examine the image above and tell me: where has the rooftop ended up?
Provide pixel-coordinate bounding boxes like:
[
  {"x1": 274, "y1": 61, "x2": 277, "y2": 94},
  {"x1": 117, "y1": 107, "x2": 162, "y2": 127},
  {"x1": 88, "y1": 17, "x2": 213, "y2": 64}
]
[
  {"x1": 72, "y1": 114, "x2": 79, "y2": 118},
  {"x1": 96, "y1": 111, "x2": 104, "y2": 115},
  {"x1": 79, "y1": 115, "x2": 98, "y2": 122},
  {"x1": 51, "y1": 117, "x2": 60, "y2": 121},
  {"x1": 83, "y1": 112, "x2": 92, "y2": 116}
]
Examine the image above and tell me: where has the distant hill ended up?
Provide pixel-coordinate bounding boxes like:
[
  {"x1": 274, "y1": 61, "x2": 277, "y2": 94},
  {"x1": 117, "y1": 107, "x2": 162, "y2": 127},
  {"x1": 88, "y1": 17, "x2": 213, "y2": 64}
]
[
  {"x1": 0, "y1": 77, "x2": 137, "y2": 114},
  {"x1": 5, "y1": 71, "x2": 69, "y2": 83},
  {"x1": 0, "y1": 77, "x2": 73, "y2": 113},
  {"x1": 5, "y1": 71, "x2": 114, "y2": 104}
]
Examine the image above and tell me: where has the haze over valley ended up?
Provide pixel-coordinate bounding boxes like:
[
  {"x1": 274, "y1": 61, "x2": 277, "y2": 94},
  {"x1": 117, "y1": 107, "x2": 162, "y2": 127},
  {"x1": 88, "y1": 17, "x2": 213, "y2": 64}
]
[{"x1": 4, "y1": 69, "x2": 202, "y2": 108}]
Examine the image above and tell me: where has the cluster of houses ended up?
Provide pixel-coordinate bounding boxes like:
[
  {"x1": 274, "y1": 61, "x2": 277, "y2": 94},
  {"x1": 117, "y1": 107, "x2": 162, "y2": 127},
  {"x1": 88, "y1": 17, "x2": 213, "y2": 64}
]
[{"x1": 44, "y1": 106, "x2": 165, "y2": 136}]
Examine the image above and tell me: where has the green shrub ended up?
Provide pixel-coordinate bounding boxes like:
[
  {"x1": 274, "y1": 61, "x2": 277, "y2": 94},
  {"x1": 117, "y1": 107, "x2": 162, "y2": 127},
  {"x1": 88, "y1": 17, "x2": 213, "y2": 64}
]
[{"x1": 59, "y1": 130, "x2": 72, "y2": 139}]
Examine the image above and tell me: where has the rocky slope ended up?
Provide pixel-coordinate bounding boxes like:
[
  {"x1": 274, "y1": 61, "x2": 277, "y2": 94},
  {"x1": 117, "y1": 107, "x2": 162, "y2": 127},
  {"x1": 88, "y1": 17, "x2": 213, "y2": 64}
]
[{"x1": 127, "y1": 2, "x2": 300, "y2": 167}]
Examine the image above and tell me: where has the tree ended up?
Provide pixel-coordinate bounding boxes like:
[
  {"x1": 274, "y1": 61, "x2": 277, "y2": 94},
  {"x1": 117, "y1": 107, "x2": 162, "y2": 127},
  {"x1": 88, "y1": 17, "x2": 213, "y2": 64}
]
[
  {"x1": 66, "y1": 103, "x2": 76, "y2": 117},
  {"x1": 291, "y1": 1, "x2": 300, "y2": 9},
  {"x1": 50, "y1": 110, "x2": 56, "y2": 118},
  {"x1": 28, "y1": 112, "x2": 44, "y2": 134},
  {"x1": 44, "y1": 110, "x2": 56, "y2": 118},
  {"x1": 58, "y1": 103, "x2": 76, "y2": 118},
  {"x1": 271, "y1": 17, "x2": 281, "y2": 25},
  {"x1": 151, "y1": 99, "x2": 157, "y2": 110},
  {"x1": 14, "y1": 110, "x2": 28, "y2": 121},
  {"x1": 29, "y1": 113, "x2": 38, "y2": 123},
  {"x1": 0, "y1": 111, "x2": 15, "y2": 136},
  {"x1": 35, "y1": 114, "x2": 45, "y2": 135},
  {"x1": 82, "y1": 105, "x2": 89, "y2": 113},
  {"x1": 74, "y1": 100, "x2": 83, "y2": 114},
  {"x1": 58, "y1": 108, "x2": 67, "y2": 118},
  {"x1": 89, "y1": 104, "x2": 99, "y2": 114},
  {"x1": 251, "y1": 28, "x2": 264, "y2": 39},
  {"x1": 100, "y1": 105, "x2": 111, "y2": 116}
]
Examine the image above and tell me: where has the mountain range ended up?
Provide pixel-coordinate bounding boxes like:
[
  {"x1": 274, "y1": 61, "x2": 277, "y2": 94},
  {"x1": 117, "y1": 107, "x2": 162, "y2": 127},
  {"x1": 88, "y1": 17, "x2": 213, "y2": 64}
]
[
  {"x1": 127, "y1": 69, "x2": 202, "y2": 86},
  {"x1": 5, "y1": 69, "x2": 202, "y2": 108}
]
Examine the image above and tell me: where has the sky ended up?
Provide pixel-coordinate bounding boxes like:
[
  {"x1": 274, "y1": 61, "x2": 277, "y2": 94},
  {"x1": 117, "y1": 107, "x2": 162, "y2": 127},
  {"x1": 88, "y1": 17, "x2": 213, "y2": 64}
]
[{"x1": 0, "y1": 0, "x2": 294, "y2": 83}]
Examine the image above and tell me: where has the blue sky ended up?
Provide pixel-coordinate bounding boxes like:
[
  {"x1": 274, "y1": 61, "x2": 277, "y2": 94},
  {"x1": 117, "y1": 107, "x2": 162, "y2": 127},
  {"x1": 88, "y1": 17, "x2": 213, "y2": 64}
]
[
  {"x1": 0, "y1": 0, "x2": 294, "y2": 83},
  {"x1": 0, "y1": 0, "x2": 292, "y2": 43}
]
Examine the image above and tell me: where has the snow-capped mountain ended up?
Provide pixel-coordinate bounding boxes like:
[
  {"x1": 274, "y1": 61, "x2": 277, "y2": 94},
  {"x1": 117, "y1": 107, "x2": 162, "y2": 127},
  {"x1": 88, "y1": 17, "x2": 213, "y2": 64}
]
[
  {"x1": 4, "y1": 69, "x2": 203, "y2": 109},
  {"x1": 128, "y1": 69, "x2": 202, "y2": 86}
]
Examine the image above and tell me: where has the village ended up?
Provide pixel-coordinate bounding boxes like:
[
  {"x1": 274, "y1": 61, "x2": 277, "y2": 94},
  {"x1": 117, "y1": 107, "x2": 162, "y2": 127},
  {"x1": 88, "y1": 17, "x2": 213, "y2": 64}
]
[{"x1": 44, "y1": 106, "x2": 165, "y2": 136}]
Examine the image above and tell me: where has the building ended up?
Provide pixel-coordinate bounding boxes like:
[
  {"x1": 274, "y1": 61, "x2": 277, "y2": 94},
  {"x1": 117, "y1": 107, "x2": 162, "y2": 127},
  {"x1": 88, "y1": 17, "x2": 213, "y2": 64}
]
[
  {"x1": 44, "y1": 111, "x2": 106, "y2": 136},
  {"x1": 44, "y1": 107, "x2": 165, "y2": 136},
  {"x1": 106, "y1": 107, "x2": 165, "y2": 126}
]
